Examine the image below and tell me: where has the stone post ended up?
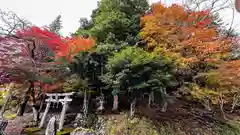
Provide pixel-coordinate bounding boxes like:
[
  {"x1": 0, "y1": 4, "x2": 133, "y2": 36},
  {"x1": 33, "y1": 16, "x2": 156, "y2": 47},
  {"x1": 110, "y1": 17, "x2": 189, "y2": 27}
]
[
  {"x1": 58, "y1": 96, "x2": 71, "y2": 131},
  {"x1": 96, "y1": 94, "x2": 105, "y2": 114},
  {"x1": 39, "y1": 101, "x2": 51, "y2": 128}
]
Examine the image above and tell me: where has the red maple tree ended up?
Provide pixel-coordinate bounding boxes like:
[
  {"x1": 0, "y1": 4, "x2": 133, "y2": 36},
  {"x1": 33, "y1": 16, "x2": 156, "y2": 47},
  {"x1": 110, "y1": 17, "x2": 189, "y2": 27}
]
[
  {"x1": 16, "y1": 26, "x2": 66, "y2": 62},
  {"x1": 16, "y1": 26, "x2": 64, "y2": 50},
  {"x1": 141, "y1": 3, "x2": 232, "y2": 66}
]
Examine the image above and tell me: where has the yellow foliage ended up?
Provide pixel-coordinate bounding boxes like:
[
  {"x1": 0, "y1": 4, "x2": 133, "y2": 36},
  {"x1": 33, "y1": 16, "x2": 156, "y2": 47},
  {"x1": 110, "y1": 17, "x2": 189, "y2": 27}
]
[{"x1": 189, "y1": 84, "x2": 219, "y2": 105}]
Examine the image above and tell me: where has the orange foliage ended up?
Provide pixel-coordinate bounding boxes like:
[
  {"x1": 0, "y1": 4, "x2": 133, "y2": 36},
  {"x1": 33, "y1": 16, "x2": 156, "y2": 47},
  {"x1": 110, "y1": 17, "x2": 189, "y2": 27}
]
[
  {"x1": 56, "y1": 36, "x2": 95, "y2": 61},
  {"x1": 216, "y1": 60, "x2": 240, "y2": 89},
  {"x1": 141, "y1": 3, "x2": 232, "y2": 66}
]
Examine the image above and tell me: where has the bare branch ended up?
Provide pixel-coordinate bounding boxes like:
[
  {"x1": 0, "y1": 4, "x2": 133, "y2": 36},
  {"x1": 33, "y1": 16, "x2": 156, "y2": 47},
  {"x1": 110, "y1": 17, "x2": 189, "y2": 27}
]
[
  {"x1": 184, "y1": 0, "x2": 232, "y2": 12},
  {"x1": 0, "y1": 9, "x2": 31, "y2": 36}
]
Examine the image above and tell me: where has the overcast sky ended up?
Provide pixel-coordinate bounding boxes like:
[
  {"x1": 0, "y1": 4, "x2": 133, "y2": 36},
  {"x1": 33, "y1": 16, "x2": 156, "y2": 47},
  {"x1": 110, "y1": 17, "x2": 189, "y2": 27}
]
[{"x1": 0, "y1": 0, "x2": 239, "y2": 36}]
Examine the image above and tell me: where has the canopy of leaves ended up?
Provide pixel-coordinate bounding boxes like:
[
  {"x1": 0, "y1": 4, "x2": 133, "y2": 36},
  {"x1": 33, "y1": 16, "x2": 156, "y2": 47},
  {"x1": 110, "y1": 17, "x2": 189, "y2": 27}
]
[
  {"x1": 76, "y1": 0, "x2": 149, "y2": 45},
  {"x1": 204, "y1": 60, "x2": 240, "y2": 91},
  {"x1": 16, "y1": 26, "x2": 64, "y2": 51},
  {"x1": 140, "y1": 3, "x2": 232, "y2": 68},
  {"x1": 56, "y1": 36, "x2": 95, "y2": 61},
  {"x1": 185, "y1": 83, "x2": 219, "y2": 106},
  {"x1": 0, "y1": 37, "x2": 34, "y2": 83},
  {"x1": 189, "y1": 60, "x2": 240, "y2": 106},
  {"x1": 101, "y1": 46, "x2": 177, "y2": 96},
  {"x1": 139, "y1": 3, "x2": 240, "y2": 109},
  {"x1": 0, "y1": 27, "x2": 70, "y2": 92},
  {"x1": 62, "y1": 74, "x2": 88, "y2": 93},
  {"x1": 68, "y1": 50, "x2": 108, "y2": 91},
  {"x1": 16, "y1": 26, "x2": 66, "y2": 62},
  {"x1": 75, "y1": 18, "x2": 94, "y2": 38},
  {"x1": 0, "y1": 36, "x2": 61, "y2": 84}
]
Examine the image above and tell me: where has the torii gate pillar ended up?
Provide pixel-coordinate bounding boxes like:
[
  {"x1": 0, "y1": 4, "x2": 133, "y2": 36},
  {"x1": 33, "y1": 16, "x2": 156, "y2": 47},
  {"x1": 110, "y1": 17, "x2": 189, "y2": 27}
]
[{"x1": 39, "y1": 92, "x2": 74, "y2": 131}]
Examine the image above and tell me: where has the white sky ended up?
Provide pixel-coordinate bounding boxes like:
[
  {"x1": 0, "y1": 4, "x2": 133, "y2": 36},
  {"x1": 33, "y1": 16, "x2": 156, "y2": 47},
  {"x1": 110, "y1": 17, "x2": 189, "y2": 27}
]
[
  {"x1": 0, "y1": 0, "x2": 99, "y2": 36},
  {"x1": 0, "y1": 0, "x2": 240, "y2": 36}
]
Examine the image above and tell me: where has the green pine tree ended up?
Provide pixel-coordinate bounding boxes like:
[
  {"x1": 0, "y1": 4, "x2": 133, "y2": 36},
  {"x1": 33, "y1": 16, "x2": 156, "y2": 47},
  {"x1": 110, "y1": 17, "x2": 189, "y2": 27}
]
[{"x1": 49, "y1": 15, "x2": 62, "y2": 35}]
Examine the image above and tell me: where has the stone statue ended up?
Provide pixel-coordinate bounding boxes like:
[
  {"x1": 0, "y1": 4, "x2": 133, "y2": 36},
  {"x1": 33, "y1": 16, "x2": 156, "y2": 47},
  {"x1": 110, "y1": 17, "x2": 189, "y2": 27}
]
[{"x1": 45, "y1": 116, "x2": 56, "y2": 135}]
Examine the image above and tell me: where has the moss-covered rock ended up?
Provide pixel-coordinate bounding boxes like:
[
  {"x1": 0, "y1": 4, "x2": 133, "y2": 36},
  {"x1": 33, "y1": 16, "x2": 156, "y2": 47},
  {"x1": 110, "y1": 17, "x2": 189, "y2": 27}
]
[
  {"x1": 104, "y1": 114, "x2": 159, "y2": 135},
  {"x1": 3, "y1": 111, "x2": 16, "y2": 120},
  {"x1": 24, "y1": 127, "x2": 41, "y2": 133},
  {"x1": 70, "y1": 127, "x2": 96, "y2": 135},
  {"x1": 57, "y1": 128, "x2": 74, "y2": 135}
]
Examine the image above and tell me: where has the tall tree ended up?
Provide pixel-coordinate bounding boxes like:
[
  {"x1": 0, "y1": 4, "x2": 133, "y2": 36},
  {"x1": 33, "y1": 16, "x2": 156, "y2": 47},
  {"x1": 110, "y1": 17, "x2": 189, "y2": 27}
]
[
  {"x1": 75, "y1": 18, "x2": 93, "y2": 38},
  {"x1": 76, "y1": 0, "x2": 149, "y2": 45},
  {"x1": 16, "y1": 26, "x2": 66, "y2": 62},
  {"x1": 0, "y1": 36, "x2": 44, "y2": 119},
  {"x1": 140, "y1": 3, "x2": 237, "y2": 114},
  {"x1": 13, "y1": 26, "x2": 66, "y2": 118},
  {"x1": 0, "y1": 37, "x2": 36, "y2": 84},
  {"x1": 140, "y1": 3, "x2": 232, "y2": 70},
  {"x1": 67, "y1": 50, "x2": 107, "y2": 115},
  {"x1": 202, "y1": 60, "x2": 240, "y2": 112},
  {"x1": 48, "y1": 15, "x2": 62, "y2": 35},
  {"x1": 101, "y1": 46, "x2": 177, "y2": 112}
]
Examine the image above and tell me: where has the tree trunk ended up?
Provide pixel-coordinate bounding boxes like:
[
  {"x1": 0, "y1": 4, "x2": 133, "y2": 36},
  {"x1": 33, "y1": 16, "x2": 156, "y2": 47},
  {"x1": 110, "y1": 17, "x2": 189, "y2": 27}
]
[
  {"x1": 37, "y1": 94, "x2": 45, "y2": 119},
  {"x1": 219, "y1": 94, "x2": 226, "y2": 119},
  {"x1": 112, "y1": 95, "x2": 118, "y2": 111},
  {"x1": 231, "y1": 94, "x2": 239, "y2": 113},
  {"x1": 83, "y1": 89, "x2": 88, "y2": 117},
  {"x1": 39, "y1": 102, "x2": 51, "y2": 128},
  {"x1": 130, "y1": 98, "x2": 136, "y2": 117},
  {"x1": 17, "y1": 92, "x2": 30, "y2": 116},
  {"x1": 161, "y1": 101, "x2": 168, "y2": 112},
  {"x1": 203, "y1": 98, "x2": 212, "y2": 111},
  {"x1": 32, "y1": 105, "x2": 38, "y2": 121},
  {"x1": 17, "y1": 82, "x2": 33, "y2": 116},
  {"x1": 0, "y1": 83, "x2": 14, "y2": 117},
  {"x1": 30, "y1": 83, "x2": 39, "y2": 121},
  {"x1": 148, "y1": 91, "x2": 154, "y2": 107},
  {"x1": 58, "y1": 102, "x2": 69, "y2": 131}
]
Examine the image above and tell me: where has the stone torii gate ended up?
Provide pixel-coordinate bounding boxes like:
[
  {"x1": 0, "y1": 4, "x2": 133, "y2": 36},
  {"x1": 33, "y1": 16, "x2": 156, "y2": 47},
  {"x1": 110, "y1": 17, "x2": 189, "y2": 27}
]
[{"x1": 39, "y1": 92, "x2": 74, "y2": 131}]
